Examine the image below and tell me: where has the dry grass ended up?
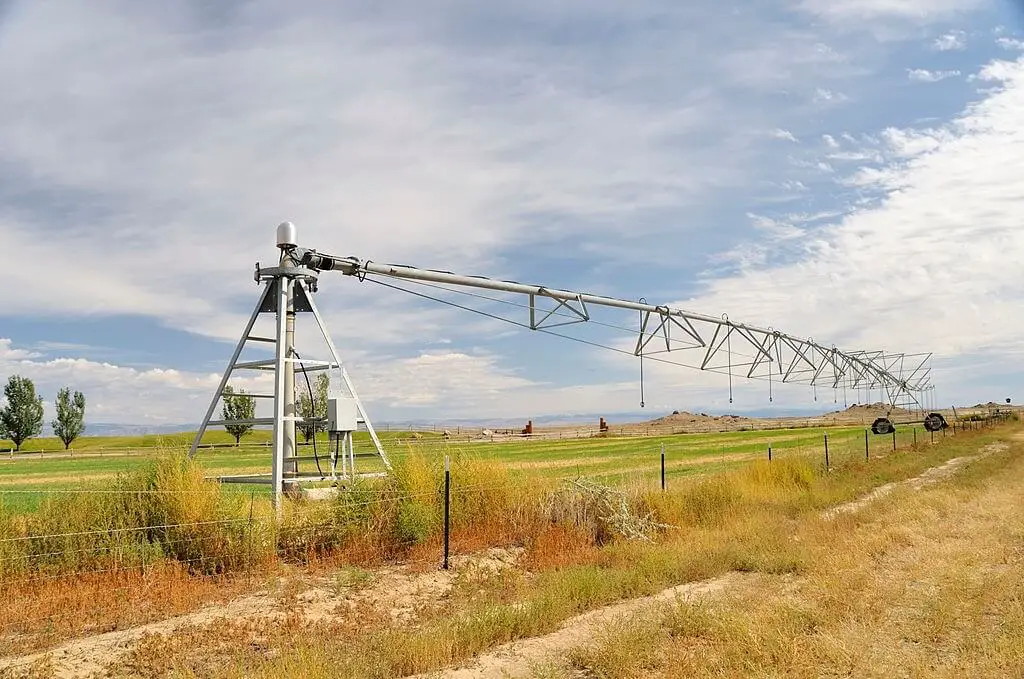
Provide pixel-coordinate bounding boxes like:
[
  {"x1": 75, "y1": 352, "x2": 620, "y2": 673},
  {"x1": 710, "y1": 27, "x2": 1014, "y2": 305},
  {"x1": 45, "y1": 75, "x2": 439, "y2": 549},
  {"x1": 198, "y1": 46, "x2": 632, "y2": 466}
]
[
  {"x1": 557, "y1": 431, "x2": 1024, "y2": 678},
  {"x1": 0, "y1": 447, "x2": 549, "y2": 657},
  {"x1": 0, "y1": 566, "x2": 258, "y2": 657},
  {"x1": 85, "y1": 428, "x2": 1013, "y2": 678},
  {"x1": 0, "y1": 422, "x2": 1015, "y2": 677}
]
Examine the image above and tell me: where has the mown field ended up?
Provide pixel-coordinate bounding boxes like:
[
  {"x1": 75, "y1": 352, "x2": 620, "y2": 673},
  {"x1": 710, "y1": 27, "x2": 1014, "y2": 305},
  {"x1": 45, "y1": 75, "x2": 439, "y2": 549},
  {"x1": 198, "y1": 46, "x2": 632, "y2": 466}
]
[{"x1": 0, "y1": 423, "x2": 941, "y2": 514}]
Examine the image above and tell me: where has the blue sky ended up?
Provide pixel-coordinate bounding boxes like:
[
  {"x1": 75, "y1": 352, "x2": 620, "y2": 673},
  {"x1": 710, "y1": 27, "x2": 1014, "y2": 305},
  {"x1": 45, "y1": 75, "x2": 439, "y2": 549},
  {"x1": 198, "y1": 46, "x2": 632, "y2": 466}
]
[{"x1": 1, "y1": 0, "x2": 1024, "y2": 426}]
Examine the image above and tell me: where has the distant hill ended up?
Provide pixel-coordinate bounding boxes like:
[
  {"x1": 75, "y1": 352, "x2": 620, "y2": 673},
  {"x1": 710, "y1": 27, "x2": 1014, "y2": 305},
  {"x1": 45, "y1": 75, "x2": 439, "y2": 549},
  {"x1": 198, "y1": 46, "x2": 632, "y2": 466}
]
[{"x1": 78, "y1": 423, "x2": 199, "y2": 437}]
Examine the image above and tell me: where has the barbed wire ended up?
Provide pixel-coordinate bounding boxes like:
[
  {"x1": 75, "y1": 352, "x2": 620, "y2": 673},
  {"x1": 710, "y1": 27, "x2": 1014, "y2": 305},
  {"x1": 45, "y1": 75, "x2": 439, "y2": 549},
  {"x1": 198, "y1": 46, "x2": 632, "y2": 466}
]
[
  {"x1": 3, "y1": 414, "x2": 944, "y2": 459},
  {"x1": 0, "y1": 481, "x2": 531, "y2": 559},
  {"x1": 0, "y1": 420, "x2": 1003, "y2": 659}
]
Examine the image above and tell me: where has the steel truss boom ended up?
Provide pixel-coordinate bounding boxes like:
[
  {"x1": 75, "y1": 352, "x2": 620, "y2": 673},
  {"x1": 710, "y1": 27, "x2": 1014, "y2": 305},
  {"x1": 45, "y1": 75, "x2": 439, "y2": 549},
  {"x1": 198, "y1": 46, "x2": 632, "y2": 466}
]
[{"x1": 291, "y1": 247, "x2": 932, "y2": 407}]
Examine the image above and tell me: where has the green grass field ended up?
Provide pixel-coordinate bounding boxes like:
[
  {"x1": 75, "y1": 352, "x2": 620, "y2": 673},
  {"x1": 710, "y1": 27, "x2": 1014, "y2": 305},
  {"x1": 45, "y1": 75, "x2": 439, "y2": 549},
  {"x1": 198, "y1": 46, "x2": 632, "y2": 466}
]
[{"x1": 0, "y1": 422, "x2": 940, "y2": 514}]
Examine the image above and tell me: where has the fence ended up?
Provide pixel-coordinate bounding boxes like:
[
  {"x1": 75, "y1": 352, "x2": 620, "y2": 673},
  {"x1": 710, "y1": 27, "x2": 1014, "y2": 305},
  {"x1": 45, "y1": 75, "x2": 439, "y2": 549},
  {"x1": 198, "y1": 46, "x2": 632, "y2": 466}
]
[
  {"x1": 4, "y1": 410, "x2": 1016, "y2": 460},
  {"x1": 0, "y1": 471, "x2": 521, "y2": 658},
  {"x1": 0, "y1": 414, "x2": 1013, "y2": 660}
]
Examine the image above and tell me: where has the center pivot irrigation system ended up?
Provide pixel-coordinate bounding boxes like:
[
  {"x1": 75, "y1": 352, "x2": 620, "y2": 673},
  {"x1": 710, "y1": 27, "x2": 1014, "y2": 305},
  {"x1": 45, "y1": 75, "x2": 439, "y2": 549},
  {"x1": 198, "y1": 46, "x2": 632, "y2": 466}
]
[{"x1": 191, "y1": 223, "x2": 935, "y2": 509}]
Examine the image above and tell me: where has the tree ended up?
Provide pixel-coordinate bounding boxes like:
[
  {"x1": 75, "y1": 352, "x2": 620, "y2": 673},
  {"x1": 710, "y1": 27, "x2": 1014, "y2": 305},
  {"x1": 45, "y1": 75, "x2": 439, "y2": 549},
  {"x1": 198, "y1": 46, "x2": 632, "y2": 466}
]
[
  {"x1": 221, "y1": 385, "x2": 256, "y2": 445},
  {"x1": 52, "y1": 387, "x2": 86, "y2": 450},
  {"x1": 297, "y1": 373, "x2": 330, "y2": 443},
  {"x1": 0, "y1": 375, "x2": 44, "y2": 452}
]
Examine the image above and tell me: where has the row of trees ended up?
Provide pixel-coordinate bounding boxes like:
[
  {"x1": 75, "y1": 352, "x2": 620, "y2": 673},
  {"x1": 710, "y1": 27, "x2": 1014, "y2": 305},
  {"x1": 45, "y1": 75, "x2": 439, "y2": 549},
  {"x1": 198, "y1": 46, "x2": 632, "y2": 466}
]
[
  {"x1": 220, "y1": 373, "x2": 330, "y2": 445},
  {"x1": 1, "y1": 373, "x2": 333, "y2": 451},
  {"x1": 0, "y1": 376, "x2": 87, "y2": 451}
]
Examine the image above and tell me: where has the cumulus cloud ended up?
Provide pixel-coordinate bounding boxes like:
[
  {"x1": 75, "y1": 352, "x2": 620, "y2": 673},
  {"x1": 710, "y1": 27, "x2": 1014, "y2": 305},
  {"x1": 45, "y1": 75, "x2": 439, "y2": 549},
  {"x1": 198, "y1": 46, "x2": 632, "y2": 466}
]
[
  {"x1": 747, "y1": 214, "x2": 805, "y2": 240},
  {"x1": 687, "y1": 56, "x2": 1024, "y2": 371},
  {"x1": 0, "y1": 337, "x2": 563, "y2": 423},
  {"x1": 881, "y1": 127, "x2": 954, "y2": 158},
  {"x1": 798, "y1": 0, "x2": 984, "y2": 22},
  {"x1": 0, "y1": 0, "x2": 865, "y2": 344},
  {"x1": 0, "y1": 0, "x2": 1013, "y2": 423},
  {"x1": 0, "y1": 333, "x2": 725, "y2": 425},
  {"x1": 997, "y1": 37, "x2": 1024, "y2": 51},
  {"x1": 933, "y1": 30, "x2": 967, "y2": 51},
  {"x1": 907, "y1": 68, "x2": 961, "y2": 82},
  {"x1": 0, "y1": 338, "x2": 229, "y2": 423},
  {"x1": 813, "y1": 87, "x2": 847, "y2": 103}
]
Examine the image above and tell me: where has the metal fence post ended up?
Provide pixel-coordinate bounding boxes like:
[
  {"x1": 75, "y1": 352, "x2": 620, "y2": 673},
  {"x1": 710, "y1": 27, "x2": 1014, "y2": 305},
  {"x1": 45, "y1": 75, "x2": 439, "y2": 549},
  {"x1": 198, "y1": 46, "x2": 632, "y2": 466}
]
[
  {"x1": 443, "y1": 455, "x2": 450, "y2": 570},
  {"x1": 892, "y1": 430, "x2": 896, "y2": 452},
  {"x1": 865, "y1": 429, "x2": 869, "y2": 461},
  {"x1": 768, "y1": 445, "x2": 772, "y2": 462},
  {"x1": 660, "y1": 443, "x2": 666, "y2": 492},
  {"x1": 824, "y1": 433, "x2": 829, "y2": 469}
]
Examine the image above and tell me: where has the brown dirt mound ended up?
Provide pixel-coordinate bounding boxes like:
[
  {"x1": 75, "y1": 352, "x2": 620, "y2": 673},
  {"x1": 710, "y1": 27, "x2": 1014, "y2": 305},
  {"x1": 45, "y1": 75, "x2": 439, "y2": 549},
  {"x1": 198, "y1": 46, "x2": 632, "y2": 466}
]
[
  {"x1": 832, "y1": 402, "x2": 914, "y2": 416},
  {"x1": 648, "y1": 411, "x2": 752, "y2": 427}
]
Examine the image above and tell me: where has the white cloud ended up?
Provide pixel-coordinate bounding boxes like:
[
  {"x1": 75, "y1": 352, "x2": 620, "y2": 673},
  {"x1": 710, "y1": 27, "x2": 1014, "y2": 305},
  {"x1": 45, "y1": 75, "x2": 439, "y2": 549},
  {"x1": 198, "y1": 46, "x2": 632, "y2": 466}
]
[
  {"x1": 0, "y1": 334, "x2": 698, "y2": 426},
  {"x1": 907, "y1": 68, "x2": 961, "y2": 82},
  {"x1": 881, "y1": 127, "x2": 954, "y2": 158},
  {"x1": 0, "y1": 340, "x2": 42, "y2": 362},
  {"x1": 0, "y1": 1, "x2": 866, "y2": 345},
  {"x1": 933, "y1": 30, "x2": 967, "y2": 51},
  {"x1": 0, "y1": 338, "x2": 229, "y2": 424},
  {"x1": 747, "y1": 214, "x2": 805, "y2": 240},
  {"x1": 997, "y1": 37, "x2": 1024, "y2": 51},
  {"x1": 779, "y1": 180, "x2": 809, "y2": 192},
  {"x1": 828, "y1": 149, "x2": 885, "y2": 163},
  {"x1": 798, "y1": 0, "x2": 983, "y2": 22},
  {"x1": 813, "y1": 87, "x2": 848, "y2": 104},
  {"x1": 788, "y1": 210, "x2": 845, "y2": 225},
  {"x1": 687, "y1": 56, "x2": 1024, "y2": 368},
  {"x1": 0, "y1": 337, "x2": 552, "y2": 423},
  {"x1": 771, "y1": 129, "x2": 800, "y2": 143},
  {"x1": 2, "y1": 2, "x2": 1018, "y2": 424}
]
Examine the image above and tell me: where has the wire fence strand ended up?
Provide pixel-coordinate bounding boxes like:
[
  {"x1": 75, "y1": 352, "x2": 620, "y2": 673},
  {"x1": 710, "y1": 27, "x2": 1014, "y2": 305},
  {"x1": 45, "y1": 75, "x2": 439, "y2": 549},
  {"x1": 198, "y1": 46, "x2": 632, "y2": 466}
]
[{"x1": 0, "y1": 417, "x2": 1008, "y2": 658}]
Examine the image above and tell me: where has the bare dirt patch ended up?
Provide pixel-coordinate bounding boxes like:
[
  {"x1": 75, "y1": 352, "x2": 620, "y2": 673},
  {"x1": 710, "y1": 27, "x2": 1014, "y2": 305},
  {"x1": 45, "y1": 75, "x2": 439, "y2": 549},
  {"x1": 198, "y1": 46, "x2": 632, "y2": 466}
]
[
  {"x1": 408, "y1": 572, "x2": 752, "y2": 679},
  {"x1": 0, "y1": 548, "x2": 523, "y2": 679},
  {"x1": 821, "y1": 441, "x2": 1009, "y2": 520}
]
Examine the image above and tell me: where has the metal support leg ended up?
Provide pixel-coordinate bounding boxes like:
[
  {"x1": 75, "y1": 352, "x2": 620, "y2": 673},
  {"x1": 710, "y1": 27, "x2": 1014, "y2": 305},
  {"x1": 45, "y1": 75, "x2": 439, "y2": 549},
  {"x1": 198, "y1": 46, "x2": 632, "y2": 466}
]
[
  {"x1": 348, "y1": 432, "x2": 355, "y2": 478},
  {"x1": 283, "y1": 256, "x2": 298, "y2": 477},
  {"x1": 189, "y1": 283, "x2": 272, "y2": 458},
  {"x1": 272, "y1": 277, "x2": 290, "y2": 514},
  {"x1": 304, "y1": 282, "x2": 391, "y2": 469}
]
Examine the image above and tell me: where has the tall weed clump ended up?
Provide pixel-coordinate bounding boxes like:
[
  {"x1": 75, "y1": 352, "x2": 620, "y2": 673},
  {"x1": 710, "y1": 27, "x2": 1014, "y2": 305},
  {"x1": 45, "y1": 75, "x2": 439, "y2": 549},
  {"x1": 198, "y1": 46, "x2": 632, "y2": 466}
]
[
  {"x1": 0, "y1": 452, "x2": 275, "y2": 580},
  {"x1": 113, "y1": 453, "x2": 275, "y2": 574},
  {"x1": 277, "y1": 447, "x2": 543, "y2": 563},
  {"x1": 646, "y1": 456, "x2": 819, "y2": 530},
  {"x1": 445, "y1": 449, "x2": 545, "y2": 544}
]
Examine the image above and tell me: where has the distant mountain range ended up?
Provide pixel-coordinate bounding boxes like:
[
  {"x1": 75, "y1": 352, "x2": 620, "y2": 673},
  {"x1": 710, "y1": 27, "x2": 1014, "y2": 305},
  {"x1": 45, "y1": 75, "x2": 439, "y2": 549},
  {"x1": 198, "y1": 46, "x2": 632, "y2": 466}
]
[
  {"x1": 70, "y1": 405, "x2": 844, "y2": 437},
  {"x1": 30, "y1": 400, "x2": 1014, "y2": 440},
  {"x1": 67, "y1": 423, "x2": 201, "y2": 437}
]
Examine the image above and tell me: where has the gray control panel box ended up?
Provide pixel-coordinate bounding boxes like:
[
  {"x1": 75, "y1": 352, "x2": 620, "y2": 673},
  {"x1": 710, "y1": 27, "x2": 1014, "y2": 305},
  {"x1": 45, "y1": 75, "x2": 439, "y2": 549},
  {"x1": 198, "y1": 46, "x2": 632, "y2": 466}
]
[{"x1": 327, "y1": 397, "x2": 359, "y2": 432}]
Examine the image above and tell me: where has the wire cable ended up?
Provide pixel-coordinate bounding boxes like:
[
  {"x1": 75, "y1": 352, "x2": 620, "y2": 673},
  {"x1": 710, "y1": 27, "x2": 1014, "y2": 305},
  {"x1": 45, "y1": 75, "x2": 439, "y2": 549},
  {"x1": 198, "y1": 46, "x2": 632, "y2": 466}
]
[
  {"x1": 369, "y1": 272, "x2": 767, "y2": 363},
  {"x1": 363, "y1": 277, "x2": 791, "y2": 386},
  {"x1": 290, "y1": 349, "x2": 325, "y2": 479},
  {"x1": 360, "y1": 271, "x2": 923, "y2": 400},
  {"x1": 638, "y1": 298, "x2": 646, "y2": 408}
]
